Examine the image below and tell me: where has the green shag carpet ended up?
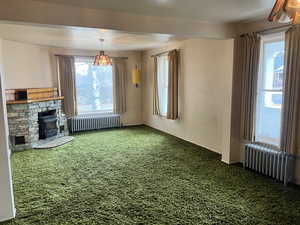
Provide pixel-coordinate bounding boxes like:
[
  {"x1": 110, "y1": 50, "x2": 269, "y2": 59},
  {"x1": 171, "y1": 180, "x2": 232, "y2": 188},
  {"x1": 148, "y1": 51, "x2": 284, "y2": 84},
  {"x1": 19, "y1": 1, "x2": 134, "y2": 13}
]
[{"x1": 2, "y1": 126, "x2": 300, "y2": 225}]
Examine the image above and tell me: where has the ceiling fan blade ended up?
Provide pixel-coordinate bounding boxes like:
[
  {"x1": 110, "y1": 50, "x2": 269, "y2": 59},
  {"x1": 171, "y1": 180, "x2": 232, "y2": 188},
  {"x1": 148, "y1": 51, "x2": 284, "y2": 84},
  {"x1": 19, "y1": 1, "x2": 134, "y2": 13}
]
[{"x1": 268, "y1": 0, "x2": 287, "y2": 22}]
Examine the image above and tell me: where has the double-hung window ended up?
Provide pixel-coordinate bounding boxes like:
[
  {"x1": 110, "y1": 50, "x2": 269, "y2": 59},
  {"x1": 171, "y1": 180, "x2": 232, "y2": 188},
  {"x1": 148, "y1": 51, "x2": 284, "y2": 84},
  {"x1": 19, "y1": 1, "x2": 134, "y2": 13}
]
[
  {"x1": 157, "y1": 55, "x2": 169, "y2": 116},
  {"x1": 75, "y1": 57, "x2": 113, "y2": 114},
  {"x1": 255, "y1": 33, "x2": 285, "y2": 146}
]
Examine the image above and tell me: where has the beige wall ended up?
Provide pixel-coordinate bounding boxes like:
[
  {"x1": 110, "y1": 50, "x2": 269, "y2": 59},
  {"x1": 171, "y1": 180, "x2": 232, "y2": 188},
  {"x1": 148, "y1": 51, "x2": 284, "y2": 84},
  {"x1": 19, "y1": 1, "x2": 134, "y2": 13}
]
[
  {"x1": 142, "y1": 39, "x2": 234, "y2": 155},
  {"x1": 0, "y1": 38, "x2": 15, "y2": 222},
  {"x1": 50, "y1": 48, "x2": 143, "y2": 126},
  {"x1": 228, "y1": 39, "x2": 300, "y2": 185},
  {"x1": 2, "y1": 40, "x2": 54, "y2": 89},
  {"x1": 141, "y1": 38, "x2": 300, "y2": 184},
  {"x1": 1, "y1": 40, "x2": 143, "y2": 126}
]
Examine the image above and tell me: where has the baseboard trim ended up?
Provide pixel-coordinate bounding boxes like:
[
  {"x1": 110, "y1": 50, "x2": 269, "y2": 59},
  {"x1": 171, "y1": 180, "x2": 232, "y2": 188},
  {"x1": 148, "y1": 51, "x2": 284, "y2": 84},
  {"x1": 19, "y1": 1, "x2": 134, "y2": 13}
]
[
  {"x1": 0, "y1": 208, "x2": 16, "y2": 223},
  {"x1": 221, "y1": 159, "x2": 242, "y2": 165},
  {"x1": 221, "y1": 159, "x2": 243, "y2": 167},
  {"x1": 221, "y1": 159, "x2": 230, "y2": 165},
  {"x1": 137, "y1": 124, "x2": 300, "y2": 186},
  {"x1": 293, "y1": 177, "x2": 300, "y2": 186},
  {"x1": 121, "y1": 123, "x2": 144, "y2": 128},
  {"x1": 143, "y1": 124, "x2": 222, "y2": 156}
]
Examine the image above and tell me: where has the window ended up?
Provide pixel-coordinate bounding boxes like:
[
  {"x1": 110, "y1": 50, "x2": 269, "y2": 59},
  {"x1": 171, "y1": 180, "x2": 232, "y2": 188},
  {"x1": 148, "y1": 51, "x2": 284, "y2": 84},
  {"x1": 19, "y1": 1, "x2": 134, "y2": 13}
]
[
  {"x1": 75, "y1": 57, "x2": 113, "y2": 114},
  {"x1": 255, "y1": 33, "x2": 285, "y2": 146},
  {"x1": 157, "y1": 55, "x2": 169, "y2": 116}
]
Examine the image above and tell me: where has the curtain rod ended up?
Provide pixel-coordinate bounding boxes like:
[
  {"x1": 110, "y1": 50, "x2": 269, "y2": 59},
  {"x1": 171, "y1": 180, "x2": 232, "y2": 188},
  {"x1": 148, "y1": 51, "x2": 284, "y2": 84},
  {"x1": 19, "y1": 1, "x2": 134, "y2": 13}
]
[
  {"x1": 239, "y1": 24, "x2": 293, "y2": 37},
  {"x1": 54, "y1": 54, "x2": 128, "y2": 59},
  {"x1": 257, "y1": 24, "x2": 292, "y2": 35},
  {"x1": 151, "y1": 49, "x2": 179, "y2": 58}
]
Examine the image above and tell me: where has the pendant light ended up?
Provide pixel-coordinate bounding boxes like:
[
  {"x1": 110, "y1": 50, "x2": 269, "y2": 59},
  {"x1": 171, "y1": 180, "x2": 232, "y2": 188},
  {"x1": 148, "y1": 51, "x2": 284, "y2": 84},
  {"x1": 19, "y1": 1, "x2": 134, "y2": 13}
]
[
  {"x1": 269, "y1": 0, "x2": 300, "y2": 24},
  {"x1": 94, "y1": 39, "x2": 112, "y2": 66}
]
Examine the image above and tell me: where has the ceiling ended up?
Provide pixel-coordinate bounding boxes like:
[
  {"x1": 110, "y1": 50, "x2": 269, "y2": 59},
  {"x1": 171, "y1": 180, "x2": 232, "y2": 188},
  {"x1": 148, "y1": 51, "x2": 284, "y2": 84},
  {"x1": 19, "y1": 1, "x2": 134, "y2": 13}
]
[
  {"x1": 0, "y1": 23, "x2": 182, "y2": 51},
  {"x1": 31, "y1": 0, "x2": 276, "y2": 23}
]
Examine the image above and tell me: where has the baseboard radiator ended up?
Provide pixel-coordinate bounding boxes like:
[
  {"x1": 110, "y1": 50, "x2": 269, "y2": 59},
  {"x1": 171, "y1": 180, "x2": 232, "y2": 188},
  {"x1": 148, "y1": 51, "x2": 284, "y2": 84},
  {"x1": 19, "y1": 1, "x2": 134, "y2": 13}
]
[
  {"x1": 68, "y1": 114, "x2": 122, "y2": 133},
  {"x1": 244, "y1": 143, "x2": 294, "y2": 185}
]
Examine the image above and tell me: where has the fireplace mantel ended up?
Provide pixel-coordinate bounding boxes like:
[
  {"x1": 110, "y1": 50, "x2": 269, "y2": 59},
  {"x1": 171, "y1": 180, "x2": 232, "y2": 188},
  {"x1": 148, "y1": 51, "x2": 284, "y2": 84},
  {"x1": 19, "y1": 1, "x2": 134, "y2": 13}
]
[
  {"x1": 7, "y1": 96, "x2": 64, "y2": 105},
  {"x1": 5, "y1": 88, "x2": 62, "y2": 105}
]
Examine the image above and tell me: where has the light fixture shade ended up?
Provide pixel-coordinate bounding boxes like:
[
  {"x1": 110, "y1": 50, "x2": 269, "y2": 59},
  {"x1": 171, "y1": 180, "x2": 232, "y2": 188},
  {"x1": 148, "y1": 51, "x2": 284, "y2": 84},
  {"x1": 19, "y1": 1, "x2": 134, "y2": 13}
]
[
  {"x1": 286, "y1": 0, "x2": 300, "y2": 23},
  {"x1": 132, "y1": 65, "x2": 141, "y2": 87},
  {"x1": 269, "y1": 0, "x2": 300, "y2": 24},
  {"x1": 94, "y1": 51, "x2": 112, "y2": 66},
  {"x1": 286, "y1": 0, "x2": 300, "y2": 8}
]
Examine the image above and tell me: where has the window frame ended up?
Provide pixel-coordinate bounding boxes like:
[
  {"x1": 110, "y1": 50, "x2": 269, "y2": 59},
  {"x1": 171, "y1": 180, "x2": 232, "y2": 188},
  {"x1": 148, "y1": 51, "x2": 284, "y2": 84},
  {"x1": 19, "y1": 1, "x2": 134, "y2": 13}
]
[
  {"x1": 74, "y1": 57, "x2": 114, "y2": 115},
  {"x1": 255, "y1": 32, "x2": 285, "y2": 147}
]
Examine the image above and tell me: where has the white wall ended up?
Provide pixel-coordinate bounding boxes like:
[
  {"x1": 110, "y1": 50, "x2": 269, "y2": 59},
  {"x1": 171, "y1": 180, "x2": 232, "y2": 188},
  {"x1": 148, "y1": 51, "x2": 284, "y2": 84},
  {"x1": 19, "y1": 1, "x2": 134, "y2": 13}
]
[
  {"x1": 2, "y1": 40, "x2": 54, "y2": 89},
  {"x1": 142, "y1": 39, "x2": 234, "y2": 155},
  {"x1": 0, "y1": 38, "x2": 15, "y2": 222}
]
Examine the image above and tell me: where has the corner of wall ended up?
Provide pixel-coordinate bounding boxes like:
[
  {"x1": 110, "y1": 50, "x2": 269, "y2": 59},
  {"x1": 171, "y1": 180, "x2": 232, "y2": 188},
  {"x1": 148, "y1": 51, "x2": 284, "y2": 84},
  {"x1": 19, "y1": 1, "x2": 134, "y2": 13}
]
[{"x1": 0, "y1": 38, "x2": 16, "y2": 222}]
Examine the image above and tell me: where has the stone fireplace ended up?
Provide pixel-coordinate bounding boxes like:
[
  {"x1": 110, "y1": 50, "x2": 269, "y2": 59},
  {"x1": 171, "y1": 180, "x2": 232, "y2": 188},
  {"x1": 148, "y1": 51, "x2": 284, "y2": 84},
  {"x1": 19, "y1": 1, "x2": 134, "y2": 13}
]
[{"x1": 6, "y1": 88, "x2": 68, "y2": 151}]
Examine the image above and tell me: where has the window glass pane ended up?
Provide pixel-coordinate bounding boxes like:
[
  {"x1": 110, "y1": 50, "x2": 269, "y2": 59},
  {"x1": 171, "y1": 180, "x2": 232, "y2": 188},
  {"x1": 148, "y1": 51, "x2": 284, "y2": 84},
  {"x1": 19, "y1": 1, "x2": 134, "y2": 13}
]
[
  {"x1": 255, "y1": 35, "x2": 284, "y2": 146},
  {"x1": 256, "y1": 91, "x2": 283, "y2": 145},
  {"x1": 157, "y1": 55, "x2": 169, "y2": 116},
  {"x1": 75, "y1": 58, "x2": 113, "y2": 114},
  {"x1": 262, "y1": 41, "x2": 284, "y2": 90}
]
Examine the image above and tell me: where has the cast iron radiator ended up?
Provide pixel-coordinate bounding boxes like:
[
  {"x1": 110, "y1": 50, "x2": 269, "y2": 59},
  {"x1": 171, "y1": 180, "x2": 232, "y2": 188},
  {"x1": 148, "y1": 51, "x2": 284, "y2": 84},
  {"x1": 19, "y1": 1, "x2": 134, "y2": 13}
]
[
  {"x1": 244, "y1": 143, "x2": 294, "y2": 185},
  {"x1": 68, "y1": 114, "x2": 122, "y2": 133}
]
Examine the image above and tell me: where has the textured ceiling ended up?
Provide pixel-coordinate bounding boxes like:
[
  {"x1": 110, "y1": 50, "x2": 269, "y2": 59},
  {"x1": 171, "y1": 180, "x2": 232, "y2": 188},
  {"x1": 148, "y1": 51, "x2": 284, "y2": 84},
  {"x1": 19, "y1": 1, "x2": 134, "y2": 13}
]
[
  {"x1": 0, "y1": 23, "x2": 182, "y2": 51},
  {"x1": 31, "y1": 0, "x2": 275, "y2": 23}
]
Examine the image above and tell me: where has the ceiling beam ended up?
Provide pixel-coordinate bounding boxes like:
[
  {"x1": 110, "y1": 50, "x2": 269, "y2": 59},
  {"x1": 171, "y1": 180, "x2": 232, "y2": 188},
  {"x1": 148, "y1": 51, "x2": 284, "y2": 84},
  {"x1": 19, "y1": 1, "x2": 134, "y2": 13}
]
[{"x1": 0, "y1": 0, "x2": 236, "y2": 39}]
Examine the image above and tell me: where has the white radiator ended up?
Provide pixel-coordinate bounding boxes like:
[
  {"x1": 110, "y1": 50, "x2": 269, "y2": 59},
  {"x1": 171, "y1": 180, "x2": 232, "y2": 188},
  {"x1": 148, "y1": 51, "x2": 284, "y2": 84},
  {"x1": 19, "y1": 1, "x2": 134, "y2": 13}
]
[
  {"x1": 68, "y1": 114, "x2": 122, "y2": 133},
  {"x1": 244, "y1": 143, "x2": 294, "y2": 185}
]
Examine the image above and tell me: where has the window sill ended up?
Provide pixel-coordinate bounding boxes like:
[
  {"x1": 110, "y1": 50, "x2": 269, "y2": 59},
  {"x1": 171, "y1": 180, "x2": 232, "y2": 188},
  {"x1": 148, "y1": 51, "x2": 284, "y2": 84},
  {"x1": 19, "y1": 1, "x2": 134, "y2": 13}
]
[
  {"x1": 78, "y1": 111, "x2": 114, "y2": 115},
  {"x1": 249, "y1": 141, "x2": 281, "y2": 151},
  {"x1": 155, "y1": 113, "x2": 167, "y2": 118},
  {"x1": 264, "y1": 104, "x2": 281, "y2": 109}
]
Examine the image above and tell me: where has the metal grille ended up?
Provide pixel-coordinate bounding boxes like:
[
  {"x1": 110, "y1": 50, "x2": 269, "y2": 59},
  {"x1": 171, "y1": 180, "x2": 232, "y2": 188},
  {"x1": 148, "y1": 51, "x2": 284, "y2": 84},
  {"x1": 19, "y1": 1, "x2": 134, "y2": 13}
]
[
  {"x1": 68, "y1": 114, "x2": 121, "y2": 133},
  {"x1": 244, "y1": 143, "x2": 294, "y2": 185}
]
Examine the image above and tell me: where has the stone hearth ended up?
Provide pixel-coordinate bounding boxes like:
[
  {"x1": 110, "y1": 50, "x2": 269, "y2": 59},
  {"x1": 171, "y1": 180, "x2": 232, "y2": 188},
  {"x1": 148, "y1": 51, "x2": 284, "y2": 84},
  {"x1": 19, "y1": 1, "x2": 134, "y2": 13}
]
[{"x1": 7, "y1": 99, "x2": 68, "y2": 151}]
